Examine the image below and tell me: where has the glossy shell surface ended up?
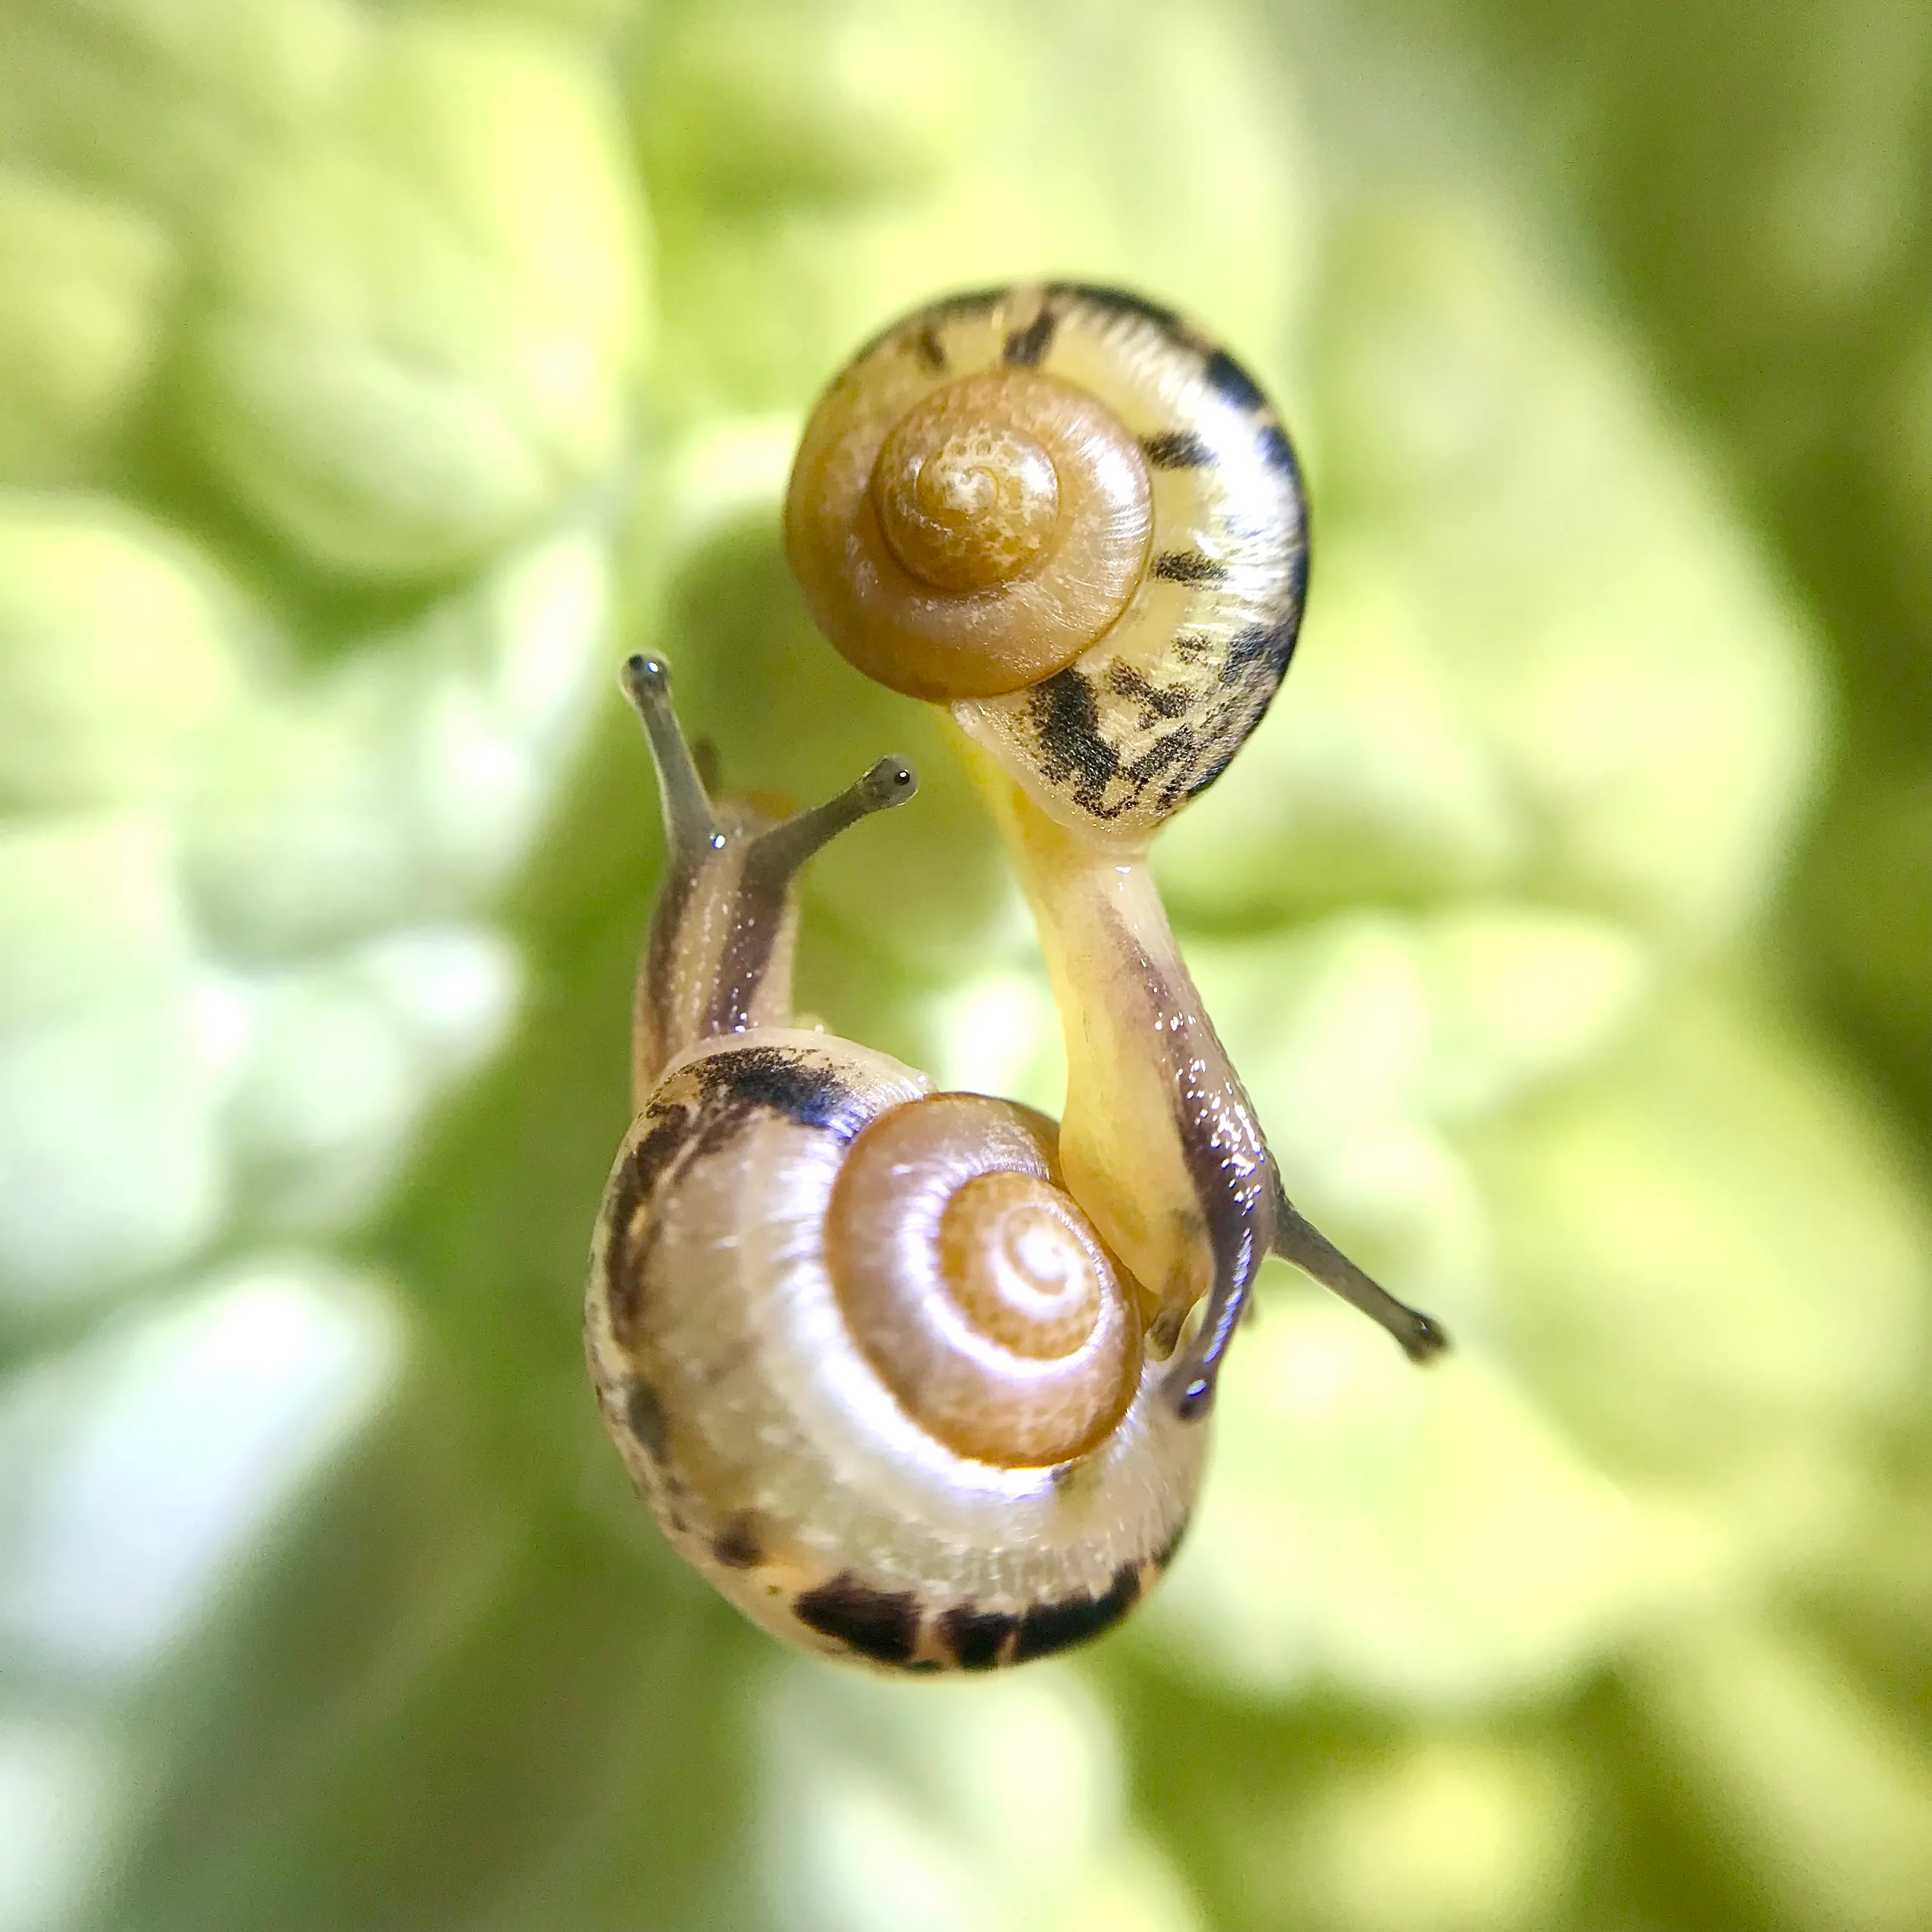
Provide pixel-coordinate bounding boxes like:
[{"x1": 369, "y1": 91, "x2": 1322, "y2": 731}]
[
  {"x1": 585, "y1": 1030, "x2": 1202, "y2": 1672},
  {"x1": 789, "y1": 283, "x2": 1310, "y2": 844}
]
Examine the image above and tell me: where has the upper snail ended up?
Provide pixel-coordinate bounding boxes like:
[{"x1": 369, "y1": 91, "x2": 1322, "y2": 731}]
[
  {"x1": 785, "y1": 284, "x2": 1309, "y2": 845},
  {"x1": 586, "y1": 285, "x2": 1445, "y2": 1675}
]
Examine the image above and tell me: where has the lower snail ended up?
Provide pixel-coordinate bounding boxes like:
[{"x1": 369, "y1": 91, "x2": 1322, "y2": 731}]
[{"x1": 586, "y1": 286, "x2": 1446, "y2": 1673}]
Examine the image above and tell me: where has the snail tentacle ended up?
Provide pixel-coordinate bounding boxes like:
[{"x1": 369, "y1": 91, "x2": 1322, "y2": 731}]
[
  {"x1": 1268, "y1": 1176, "x2": 1451, "y2": 1366},
  {"x1": 620, "y1": 653, "x2": 720, "y2": 860},
  {"x1": 620, "y1": 652, "x2": 919, "y2": 1098},
  {"x1": 744, "y1": 755, "x2": 917, "y2": 882}
]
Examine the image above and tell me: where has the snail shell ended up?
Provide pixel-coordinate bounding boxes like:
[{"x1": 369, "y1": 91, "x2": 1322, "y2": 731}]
[
  {"x1": 785, "y1": 283, "x2": 1309, "y2": 843},
  {"x1": 588, "y1": 1032, "x2": 1199, "y2": 1670}
]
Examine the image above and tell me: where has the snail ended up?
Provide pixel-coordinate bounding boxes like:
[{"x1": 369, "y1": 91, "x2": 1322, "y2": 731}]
[{"x1": 586, "y1": 285, "x2": 1446, "y2": 1674}]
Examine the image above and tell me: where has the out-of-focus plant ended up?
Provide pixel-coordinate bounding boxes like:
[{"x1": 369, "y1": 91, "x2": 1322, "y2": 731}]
[{"x1": 0, "y1": 3, "x2": 1926, "y2": 1930}]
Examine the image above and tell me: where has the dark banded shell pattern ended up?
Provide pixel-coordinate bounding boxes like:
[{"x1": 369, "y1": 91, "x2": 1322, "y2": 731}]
[
  {"x1": 840, "y1": 284, "x2": 1310, "y2": 844},
  {"x1": 586, "y1": 1030, "x2": 1200, "y2": 1673}
]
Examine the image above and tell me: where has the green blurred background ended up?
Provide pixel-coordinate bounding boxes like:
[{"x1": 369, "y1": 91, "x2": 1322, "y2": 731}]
[{"x1": 1, "y1": 1, "x2": 1928, "y2": 1928}]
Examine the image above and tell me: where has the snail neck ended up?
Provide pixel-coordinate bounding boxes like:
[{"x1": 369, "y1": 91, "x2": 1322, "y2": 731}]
[
  {"x1": 633, "y1": 810, "x2": 806, "y2": 1103},
  {"x1": 962, "y1": 738, "x2": 1276, "y2": 1371}
]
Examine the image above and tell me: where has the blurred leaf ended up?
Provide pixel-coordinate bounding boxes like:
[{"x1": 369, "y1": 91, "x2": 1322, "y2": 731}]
[
  {"x1": 183, "y1": 15, "x2": 650, "y2": 578},
  {"x1": 0, "y1": 4, "x2": 1928, "y2": 1931}
]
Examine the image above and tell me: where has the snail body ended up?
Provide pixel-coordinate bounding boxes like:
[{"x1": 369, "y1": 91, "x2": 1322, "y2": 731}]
[{"x1": 588, "y1": 287, "x2": 1444, "y2": 1674}]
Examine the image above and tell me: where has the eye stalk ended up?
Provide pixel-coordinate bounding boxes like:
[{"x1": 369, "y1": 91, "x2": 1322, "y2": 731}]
[{"x1": 616, "y1": 652, "x2": 918, "y2": 1099}]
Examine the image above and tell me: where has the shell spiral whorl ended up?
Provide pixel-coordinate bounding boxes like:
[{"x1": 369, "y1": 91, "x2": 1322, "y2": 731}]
[
  {"x1": 791, "y1": 362, "x2": 1154, "y2": 701},
  {"x1": 785, "y1": 283, "x2": 1312, "y2": 841},
  {"x1": 825, "y1": 1092, "x2": 1141, "y2": 1468},
  {"x1": 872, "y1": 384, "x2": 1062, "y2": 590}
]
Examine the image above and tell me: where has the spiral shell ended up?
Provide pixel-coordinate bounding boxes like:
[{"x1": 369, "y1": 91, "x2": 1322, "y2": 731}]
[
  {"x1": 827, "y1": 1092, "x2": 1140, "y2": 1466},
  {"x1": 788, "y1": 362, "x2": 1153, "y2": 700},
  {"x1": 786, "y1": 283, "x2": 1310, "y2": 843},
  {"x1": 586, "y1": 1030, "x2": 1200, "y2": 1671}
]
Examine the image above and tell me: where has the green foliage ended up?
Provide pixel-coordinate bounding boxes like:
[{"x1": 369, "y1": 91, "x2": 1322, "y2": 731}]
[{"x1": 1, "y1": 3, "x2": 1926, "y2": 1930}]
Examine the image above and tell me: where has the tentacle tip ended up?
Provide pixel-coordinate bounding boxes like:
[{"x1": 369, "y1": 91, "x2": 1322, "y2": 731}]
[
  {"x1": 621, "y1": 654, "x2": 670, "y2": 703},
  {"x1": 1401, "y1": 1312, "x2": 1452, "y2": 1363},
  {"x1": 859, "y1": 757, "x2": 919, "y2": 809}
]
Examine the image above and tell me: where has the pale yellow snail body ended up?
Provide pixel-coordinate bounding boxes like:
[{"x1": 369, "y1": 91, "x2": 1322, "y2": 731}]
[{"x1": 586, "y1": 286, "x2": 1445, "y2": 1673}]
